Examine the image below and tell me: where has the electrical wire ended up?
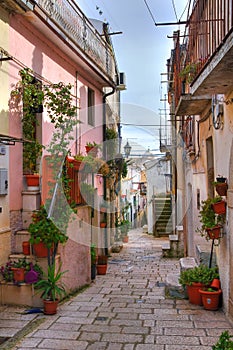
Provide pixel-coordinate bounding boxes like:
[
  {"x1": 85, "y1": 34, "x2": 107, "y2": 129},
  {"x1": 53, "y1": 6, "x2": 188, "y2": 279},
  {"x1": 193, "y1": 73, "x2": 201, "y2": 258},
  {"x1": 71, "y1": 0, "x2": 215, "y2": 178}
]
[
  {"x1": 143, "y1": 0, "x2": 157, "y2": 26},
  {"x1": 171, "y1": 0, "x2": 178, "y2": 21}
]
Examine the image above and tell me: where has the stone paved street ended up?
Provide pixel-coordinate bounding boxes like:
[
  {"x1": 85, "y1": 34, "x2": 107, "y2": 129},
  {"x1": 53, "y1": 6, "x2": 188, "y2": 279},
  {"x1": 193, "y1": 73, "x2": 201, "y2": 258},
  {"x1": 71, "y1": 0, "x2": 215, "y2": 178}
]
[{"x1": 1, "y1": 228, "x2": 233, "y2": 349}]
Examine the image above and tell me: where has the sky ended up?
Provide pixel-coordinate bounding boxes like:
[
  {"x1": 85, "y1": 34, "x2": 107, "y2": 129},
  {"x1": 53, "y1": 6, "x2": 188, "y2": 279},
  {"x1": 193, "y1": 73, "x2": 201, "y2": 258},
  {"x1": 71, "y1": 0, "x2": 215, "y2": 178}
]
[{"x1": 77, "y1": 0, "x2": 190, "y2": 154}]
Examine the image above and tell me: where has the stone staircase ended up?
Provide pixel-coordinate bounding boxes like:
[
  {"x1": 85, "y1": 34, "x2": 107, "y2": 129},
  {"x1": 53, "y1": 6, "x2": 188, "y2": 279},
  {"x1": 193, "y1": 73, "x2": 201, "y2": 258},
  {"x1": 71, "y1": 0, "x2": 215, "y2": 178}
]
[{"x1": 154, "y1": 195, "x2": 173, "y2": 237}]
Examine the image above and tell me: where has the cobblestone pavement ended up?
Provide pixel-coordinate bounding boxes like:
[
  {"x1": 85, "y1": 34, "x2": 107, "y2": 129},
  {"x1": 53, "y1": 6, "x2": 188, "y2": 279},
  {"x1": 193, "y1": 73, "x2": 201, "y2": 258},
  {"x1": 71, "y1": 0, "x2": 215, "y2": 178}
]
[{"x1": 1, "y1": 228, "x2": 233, "y2": 349}]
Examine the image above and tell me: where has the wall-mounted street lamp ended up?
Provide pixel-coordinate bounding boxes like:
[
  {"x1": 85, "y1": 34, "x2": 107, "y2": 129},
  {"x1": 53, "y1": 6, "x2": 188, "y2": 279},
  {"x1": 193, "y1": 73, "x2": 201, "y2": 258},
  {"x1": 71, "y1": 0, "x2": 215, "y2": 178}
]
[{"x1": 123, "y1": 141, "x2": 132, "y2": 158}]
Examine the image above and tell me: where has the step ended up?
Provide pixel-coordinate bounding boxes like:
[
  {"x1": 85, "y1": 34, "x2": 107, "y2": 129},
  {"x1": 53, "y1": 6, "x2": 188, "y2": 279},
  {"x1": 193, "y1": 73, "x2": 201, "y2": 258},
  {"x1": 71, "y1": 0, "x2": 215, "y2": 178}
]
[
  {"x1": 0, "y1": 282, "x2": 43, "y2": 307},
  {"x1": 179, "y1": 257, "x2": 197, "y2": 271}
]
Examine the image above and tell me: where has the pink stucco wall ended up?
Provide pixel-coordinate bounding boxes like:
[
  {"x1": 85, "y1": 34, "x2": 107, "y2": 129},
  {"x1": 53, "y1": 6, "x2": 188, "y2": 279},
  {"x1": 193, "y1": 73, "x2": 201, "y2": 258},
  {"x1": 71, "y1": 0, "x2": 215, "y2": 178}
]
[
  {"x1": 7, "y1": 12, "x2": 106, "y2": 293},
  {"x1": 8, "y1": 14, "x2": 104, "y2": 210}
]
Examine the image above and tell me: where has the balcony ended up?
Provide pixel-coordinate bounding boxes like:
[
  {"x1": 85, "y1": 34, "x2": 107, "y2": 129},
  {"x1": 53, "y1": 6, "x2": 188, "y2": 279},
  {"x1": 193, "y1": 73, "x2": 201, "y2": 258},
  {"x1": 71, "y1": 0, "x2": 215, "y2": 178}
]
[
  {"x1": 0, "y1": 0, "x2": 116, "y2": 87},
  {"x1": 173, "y1": 0, "x2": 233, "y2": 116}
]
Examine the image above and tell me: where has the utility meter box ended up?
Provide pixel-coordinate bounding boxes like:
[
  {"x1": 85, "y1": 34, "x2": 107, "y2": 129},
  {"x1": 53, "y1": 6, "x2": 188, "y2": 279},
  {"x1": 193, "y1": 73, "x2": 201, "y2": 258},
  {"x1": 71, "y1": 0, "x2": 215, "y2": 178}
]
[{"x1": 0, "y1": 168, "x2": 8, "y2": 195}]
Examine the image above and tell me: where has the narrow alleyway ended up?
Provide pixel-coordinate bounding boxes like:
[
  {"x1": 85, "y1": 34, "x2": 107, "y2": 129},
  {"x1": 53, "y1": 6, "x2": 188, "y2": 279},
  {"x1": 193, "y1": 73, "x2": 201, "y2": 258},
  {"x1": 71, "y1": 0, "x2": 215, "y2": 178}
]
[{"x1": 1, "y1": 228, "x2": 233, "y2": 350}]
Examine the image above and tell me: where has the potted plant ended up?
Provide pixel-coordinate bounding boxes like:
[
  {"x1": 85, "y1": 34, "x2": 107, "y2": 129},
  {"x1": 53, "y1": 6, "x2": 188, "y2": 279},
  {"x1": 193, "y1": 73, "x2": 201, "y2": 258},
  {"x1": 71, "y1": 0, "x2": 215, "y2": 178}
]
[
  {"x1": 120, "y1": 219, "x2": 131, "y2": 242},
  {"x1": 212, "y1": 196, "x2": 226, "y2": 215},
  {"x1": 197, "y1": 197, "x2": 226, "y2": 241},
  {"x1": 28, "y1": 205, "x2": 68, "y2": 264},
  {"x1": 199, "y1": 286, "x2": 222, "y2": 310},
  {"x1": 213, "y1": 176, "x2": 228, "y2": 196},
  {"x1": 96, "y1": 254, "x2": 108, "y2": 275},
  {"x1": 85, "y1": 141, "x2": 101, "y2": 157},
  {"x1": 34, "y1": 263, "x2": 67, "y2": 315},
  {"x1": 11, "y1": 69, "x2": 44, "y2": 186},
  {"x1": 212, "y1": 330, "x2": 233, "y2": 349},
  {"x1": 90, "y1": 244, "x2": 97, "y2": 280},
  {"x1": 179, "y1": 265, "x2": 219, "y2": 305}
]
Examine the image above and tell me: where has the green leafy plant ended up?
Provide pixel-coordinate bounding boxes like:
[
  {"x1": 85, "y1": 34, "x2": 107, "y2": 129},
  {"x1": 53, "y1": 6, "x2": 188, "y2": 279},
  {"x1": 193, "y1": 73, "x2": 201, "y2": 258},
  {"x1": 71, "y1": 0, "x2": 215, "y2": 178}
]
[
  {"x1": 11, "y1": 68, "x2": 44, "y2": 174},
  {"x1": 212, "y1": 330, "x2": 233, "y2": 350},
  {"x1": 90, "y1": 244, "x2": 97, "y2": 265},
  {"x1": 34, "y1": 263, "x2": 67, "y2": 301},
  {"x1": 179, "y1": 62, "x2": 198, "y2": 83},
  {"x1": 196, "y1": 197, "x2": 226, "y2": 239},
  {"x1": 86, "y1": 141, "x2": 101, "y2": 150},
  {"x1": 178, "y1": 265, "x2": 219, "y2": 287},
  {"x1": 28, "y1": 205, "x2": 68, "y2": 266}
]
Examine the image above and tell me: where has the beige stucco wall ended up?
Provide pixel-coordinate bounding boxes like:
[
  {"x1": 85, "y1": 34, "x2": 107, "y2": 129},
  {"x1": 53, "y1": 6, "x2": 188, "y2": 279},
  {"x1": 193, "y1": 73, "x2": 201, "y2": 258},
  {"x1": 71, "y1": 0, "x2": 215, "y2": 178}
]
[
  {"x1": 184, "y1": 92, "x2": 233, "y2": 316},
  {"x1": 0, "y1": 7, "x2": 11, "y2": 263}
]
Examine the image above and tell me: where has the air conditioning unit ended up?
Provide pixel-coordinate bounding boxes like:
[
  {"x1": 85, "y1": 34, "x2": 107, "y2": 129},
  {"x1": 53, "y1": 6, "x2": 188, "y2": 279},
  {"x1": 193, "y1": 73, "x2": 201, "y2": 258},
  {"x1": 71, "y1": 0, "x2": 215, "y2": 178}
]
[{"x1": 116, "y1": 72, "x2": 126, "y2": 91}]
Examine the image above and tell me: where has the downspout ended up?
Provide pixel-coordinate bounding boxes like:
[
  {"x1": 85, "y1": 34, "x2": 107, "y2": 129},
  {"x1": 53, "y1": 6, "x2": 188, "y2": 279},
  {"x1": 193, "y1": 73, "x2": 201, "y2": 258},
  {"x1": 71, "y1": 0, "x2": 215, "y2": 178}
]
[{"x1": 102, "y1": 87, "x2": 115, "y2": 255}]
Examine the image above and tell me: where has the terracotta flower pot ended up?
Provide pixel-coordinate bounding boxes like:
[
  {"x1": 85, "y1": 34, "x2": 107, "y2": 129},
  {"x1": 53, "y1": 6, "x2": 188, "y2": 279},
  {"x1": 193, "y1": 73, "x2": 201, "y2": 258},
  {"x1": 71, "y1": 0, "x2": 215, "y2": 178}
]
[
  {"x1": 100, "y1": 222, "x2": 107, "y2": 228},
  {"x1": 22, "y1": 241, "x2": 30, "y2": 255},
  {"x1": 85, "y1": 146, "x2": 98, "y2": 157},
  {"x1": 199, "y1": 289, "x2": 222, "y2": 310},
  {"x1": 96, "y1": 264, "x2": 107, "y2": 275},
  {"x1": 210, "y1": 278, "x2": 221, "y2": 290},
  {"x1": 215, "y1": 183, "x2": 228, "y2": 196},
  {"x1": 206, "y1": 226, "x2": 222, "y2": 240},
  {"x1": 25, "y1": 174, "x2": 40, "y2": 190},
  {"x1": 43, "y1": 299, "x2": 59, "y2": 315},
  {"x1": 11, "y1": 267, "x2": 25, "y2": 283},
  {"x1": 212, "y1": 200, "x2": 226, "y2": 215},
  {"x1": 33, "y1": 242, "x2": 53, "y2": 258},
  {"x1": 122, "y1": 236, "x2": 129, "y2": 243},
  {"x1": 187, "y1": 282, "x2": 204, "y2": 305}
]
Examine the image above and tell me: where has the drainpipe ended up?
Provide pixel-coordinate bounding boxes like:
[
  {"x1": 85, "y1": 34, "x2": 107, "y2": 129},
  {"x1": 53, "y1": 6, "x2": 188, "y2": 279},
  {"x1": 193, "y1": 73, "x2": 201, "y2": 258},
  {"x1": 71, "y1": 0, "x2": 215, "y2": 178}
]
[
  {"x1": 102, "y1": 87, "x2": 115, "y2": 255},
  {"x1": 102, "y1": 87, "x2": 115, "y2": 160}
]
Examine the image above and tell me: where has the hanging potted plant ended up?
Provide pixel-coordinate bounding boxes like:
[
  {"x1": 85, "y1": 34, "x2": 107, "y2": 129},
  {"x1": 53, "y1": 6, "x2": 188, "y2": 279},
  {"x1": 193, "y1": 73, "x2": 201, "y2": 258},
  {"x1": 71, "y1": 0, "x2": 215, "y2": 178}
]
[
  {"x1": 212, "y1": 196, "x2": 226, "y2": 215},
  {"x1": 196, "y1": 197, "x2": 226, "y2": 242},
  {"x1": 213, "y1": 176, "x2": 228, "y2": 196},
  {"x1": 11, "y1": 68, "x2": 44, "y2": 189},
  {"x1": 34, "y1": 263, "x2": 67, "y2": 315},
  {"x1": 85, "y1": 141, "x2": 101, "y2": 157}
]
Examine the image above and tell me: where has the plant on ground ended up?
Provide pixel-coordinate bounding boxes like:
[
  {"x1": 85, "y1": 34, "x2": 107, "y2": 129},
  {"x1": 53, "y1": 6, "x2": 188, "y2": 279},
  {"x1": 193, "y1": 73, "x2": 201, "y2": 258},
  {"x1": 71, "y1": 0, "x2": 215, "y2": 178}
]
[
  {"x1": 178, "y1": 264, "x2": 219, "y2": 287},
  {"x1": 212, "y1": 330, "x2": 233, "y2": 350}
]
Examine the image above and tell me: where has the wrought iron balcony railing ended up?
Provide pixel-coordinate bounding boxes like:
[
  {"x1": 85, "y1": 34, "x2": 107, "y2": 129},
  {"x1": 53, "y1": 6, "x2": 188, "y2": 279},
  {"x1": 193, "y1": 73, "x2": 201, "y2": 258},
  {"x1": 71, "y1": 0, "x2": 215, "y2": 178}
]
[
  {"x1": 35, "y1": 0, "x2": 115, "y2": 81},
  {"x1": 185, "y1": 0, "x2": 233, "y2": 81}
]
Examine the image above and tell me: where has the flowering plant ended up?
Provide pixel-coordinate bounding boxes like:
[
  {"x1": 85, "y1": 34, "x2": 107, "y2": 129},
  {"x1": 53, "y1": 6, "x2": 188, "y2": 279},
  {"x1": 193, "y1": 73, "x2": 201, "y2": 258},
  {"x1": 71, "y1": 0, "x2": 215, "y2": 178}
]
[{"x1": 0, "y1": 261, "x2": 13, "y2": 282}]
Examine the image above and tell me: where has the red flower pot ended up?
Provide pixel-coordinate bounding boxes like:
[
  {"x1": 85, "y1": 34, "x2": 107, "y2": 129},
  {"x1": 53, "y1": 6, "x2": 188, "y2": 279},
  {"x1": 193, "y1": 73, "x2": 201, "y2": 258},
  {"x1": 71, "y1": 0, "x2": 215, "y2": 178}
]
[
  {"x1": 206, "y1": 226, "x2": 222, "y2": 240},
  {"x1": 210, "y1": 278, "x2": 221, "y2": 290},
  {"x1": 22, "y1": 241, "x2": 30, "y2": 255},
  {"x1": 43, "y1": 299, "x2": 59, "y2": 315},
  {"x1": 199, "y1": 289, "x2": 222, "y2": 310},
  {"x1": 25, "y1": 174, "x2": 40, "y2": 189},
  {"x1": 100, "y1": 222, "x2": 107, "y2": 228},
  {"x1": 11, "y1": 267, "x2": 25, "y2": 283},
  {"x1": 85, "y1": 146, "x2": 98, "y2": 157},
  {"x1": 212, "y1": 201, "x2": 226, "y2": 215},
  {"x1": 96, "y1": 264, "x2": 107, "y2": 275},
  {"x1": 33, "y1": 242, "x2": 53, "y2": 258},
  {"x1": 187, "y1": 283, "x2": 204, "y2": 305},
  {"x1": 215, "y1": 183, "x2": 228, "y2": 196}
]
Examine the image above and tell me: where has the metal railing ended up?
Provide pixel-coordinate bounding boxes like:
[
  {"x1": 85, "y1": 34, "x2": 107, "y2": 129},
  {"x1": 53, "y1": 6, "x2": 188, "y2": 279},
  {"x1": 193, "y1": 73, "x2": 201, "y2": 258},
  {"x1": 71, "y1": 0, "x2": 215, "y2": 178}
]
[
  {"x1": 35, "y1": 0, "x2": 115, "y2": 80},
  {"x1": 186, "y1": 0, "x2": 233, "y2": 75}
]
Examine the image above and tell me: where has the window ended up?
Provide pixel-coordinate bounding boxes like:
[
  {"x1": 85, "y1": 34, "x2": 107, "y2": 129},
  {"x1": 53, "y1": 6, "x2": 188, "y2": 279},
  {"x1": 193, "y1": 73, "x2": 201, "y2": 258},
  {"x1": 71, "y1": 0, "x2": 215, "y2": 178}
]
[{"x1": 88, "y1": 87, "x2": 95, "y2": 126}]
